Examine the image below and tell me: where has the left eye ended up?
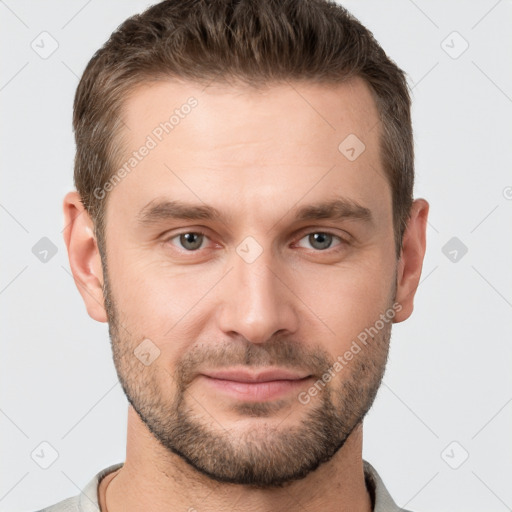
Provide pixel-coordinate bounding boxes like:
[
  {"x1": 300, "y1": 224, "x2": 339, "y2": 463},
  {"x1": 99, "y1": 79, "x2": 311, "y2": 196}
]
[
  {"x1": 168, "y1": 232, "x2": 208, "y2": 251},
  {"x1": 296, "y1": 232, "x2": 343, "y2": 251}
]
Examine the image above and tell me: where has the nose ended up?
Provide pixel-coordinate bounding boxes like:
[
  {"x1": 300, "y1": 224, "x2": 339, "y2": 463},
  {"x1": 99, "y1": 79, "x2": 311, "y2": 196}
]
[{"x1": 216, "y1": 245, "x2": 299, "y2": 344}]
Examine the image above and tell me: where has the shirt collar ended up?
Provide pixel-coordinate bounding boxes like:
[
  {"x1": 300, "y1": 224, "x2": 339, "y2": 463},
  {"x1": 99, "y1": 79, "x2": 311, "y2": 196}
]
[{"x1": 364, "y1": 460, "x2": 413, "y2": 512}]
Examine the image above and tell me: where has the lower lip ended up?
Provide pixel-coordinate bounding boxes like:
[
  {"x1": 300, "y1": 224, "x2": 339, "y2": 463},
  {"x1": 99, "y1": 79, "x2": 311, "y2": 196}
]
[{"x1": 200, "y1": 375, "x2": 312, "y2": 401}]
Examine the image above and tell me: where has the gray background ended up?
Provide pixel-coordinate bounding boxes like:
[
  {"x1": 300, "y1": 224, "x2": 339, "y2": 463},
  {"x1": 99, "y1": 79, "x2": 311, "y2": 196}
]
[{"x1": 1, "y1": 1, "x2": 511, "y2": 511}]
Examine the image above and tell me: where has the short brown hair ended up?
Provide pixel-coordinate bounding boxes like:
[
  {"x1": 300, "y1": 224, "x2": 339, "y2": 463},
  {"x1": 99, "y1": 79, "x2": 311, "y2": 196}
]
[{"x1": 73, "y1": 0, "x2": 414, "y2": 258}]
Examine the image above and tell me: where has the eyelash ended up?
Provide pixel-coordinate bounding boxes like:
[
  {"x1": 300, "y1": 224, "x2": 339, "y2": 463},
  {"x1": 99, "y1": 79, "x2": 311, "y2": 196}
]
[{"x1": 163, "y1": 229, "x2": 349, "y2": 253}]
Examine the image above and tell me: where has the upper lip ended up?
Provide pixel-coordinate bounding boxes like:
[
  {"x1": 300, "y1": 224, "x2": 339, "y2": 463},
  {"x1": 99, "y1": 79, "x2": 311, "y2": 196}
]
[{"x1": 202, "y1": 368, "x2": 311, "y2": 383}]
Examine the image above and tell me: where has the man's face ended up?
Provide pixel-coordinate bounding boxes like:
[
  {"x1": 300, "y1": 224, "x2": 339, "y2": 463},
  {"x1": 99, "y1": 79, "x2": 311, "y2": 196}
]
[{"x1": 101, "y1": 78, "x2": 398, "y2": 487}]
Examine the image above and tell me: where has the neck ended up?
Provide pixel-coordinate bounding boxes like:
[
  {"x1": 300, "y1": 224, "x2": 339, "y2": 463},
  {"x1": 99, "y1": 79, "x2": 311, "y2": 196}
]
[{"x1": 103, "y1": 406, "x2": 372, "y2": 512}]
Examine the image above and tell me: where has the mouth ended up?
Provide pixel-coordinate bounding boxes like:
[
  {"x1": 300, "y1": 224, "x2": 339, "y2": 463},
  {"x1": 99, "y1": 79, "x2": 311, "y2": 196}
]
[{"x1": 199, "y1": 368, "x2": 313, "y2": 401}]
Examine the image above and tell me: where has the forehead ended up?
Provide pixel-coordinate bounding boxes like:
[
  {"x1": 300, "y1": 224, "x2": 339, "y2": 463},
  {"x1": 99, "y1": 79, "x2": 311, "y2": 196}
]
[
  {"x1": 120, "y1": 77, "x2": 381, "y2": 151},
  {"x1": 106, "y1": 77, "x2": 390, "y2": 229}
]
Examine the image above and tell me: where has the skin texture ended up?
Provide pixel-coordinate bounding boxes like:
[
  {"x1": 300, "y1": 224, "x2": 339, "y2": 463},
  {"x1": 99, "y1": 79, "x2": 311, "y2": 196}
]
[{"x1": 63, "y1": 77, "x2": 428, "y2": 512}]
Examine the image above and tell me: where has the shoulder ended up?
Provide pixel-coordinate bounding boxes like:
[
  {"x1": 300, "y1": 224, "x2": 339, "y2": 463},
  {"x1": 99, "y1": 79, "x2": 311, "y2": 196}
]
[
  {"x1": 35, "y1": 462, "x2": 124, "y2": 512},
  {"x1": 37, "y1": 495, "x2": 81, "y2": 512}
]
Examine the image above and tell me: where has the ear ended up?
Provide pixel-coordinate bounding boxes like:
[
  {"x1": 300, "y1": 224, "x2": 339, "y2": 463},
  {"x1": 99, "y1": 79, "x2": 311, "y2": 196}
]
[
  {"x1": 62, "y1": 191, "x2": 107, "y2": 323},
  {"x1": 393, "y1": 198, "x2": 429, "y2": 323}
]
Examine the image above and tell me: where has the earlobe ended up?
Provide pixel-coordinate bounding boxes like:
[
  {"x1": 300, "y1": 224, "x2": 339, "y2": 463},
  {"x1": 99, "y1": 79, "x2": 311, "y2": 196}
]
[
  {"x1": 393, "y1": 198, "x2": 429, "y2": 323},
  {"x1": 62, "y1": 191, "x2": 108, "y2": 323}
]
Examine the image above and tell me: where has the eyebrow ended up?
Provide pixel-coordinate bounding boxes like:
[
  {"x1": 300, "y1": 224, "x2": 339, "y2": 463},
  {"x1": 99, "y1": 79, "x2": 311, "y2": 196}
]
[
  {"x1": 295, "y1": 199, "x2": 372, "y2": 223},
  {"x1": 136, "y1": 197, "x2": 373, "y2": 226}
]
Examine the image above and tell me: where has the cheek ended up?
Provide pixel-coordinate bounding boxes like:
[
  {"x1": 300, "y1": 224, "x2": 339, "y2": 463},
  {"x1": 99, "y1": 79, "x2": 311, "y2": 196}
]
[
  {"x1": 107, "y1": 255, "x2": 220, "y2": 357},
  {"x1": 291, "y1": 255, "x2": 395, "y2": 352}
]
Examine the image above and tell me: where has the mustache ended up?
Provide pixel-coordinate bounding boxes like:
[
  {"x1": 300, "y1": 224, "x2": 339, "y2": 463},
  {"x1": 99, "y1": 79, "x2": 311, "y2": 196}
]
[{"x1": 174, "y1": 336, "x2": 333, "y2": 389}]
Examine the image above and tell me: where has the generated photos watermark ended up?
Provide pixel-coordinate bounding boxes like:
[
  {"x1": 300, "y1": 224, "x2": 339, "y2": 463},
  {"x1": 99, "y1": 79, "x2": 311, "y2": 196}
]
[
  {"x1": 93, "y1": 96, "x2": 199, "y2": 200},
  {"x1": 297, "y1": 301, "x2": 402, "y2": 405}
]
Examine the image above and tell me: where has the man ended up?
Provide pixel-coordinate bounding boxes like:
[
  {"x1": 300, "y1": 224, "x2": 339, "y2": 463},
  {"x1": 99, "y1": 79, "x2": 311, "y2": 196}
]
[{"x1": 40, "y1": 0, "x2": 428, "y2": 510}]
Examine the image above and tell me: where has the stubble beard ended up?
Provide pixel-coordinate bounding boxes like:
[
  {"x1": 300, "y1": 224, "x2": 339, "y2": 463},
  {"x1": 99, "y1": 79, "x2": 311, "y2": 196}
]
[{"x1": 102, "y1": 263, "x2": 392, "y2": 488}]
